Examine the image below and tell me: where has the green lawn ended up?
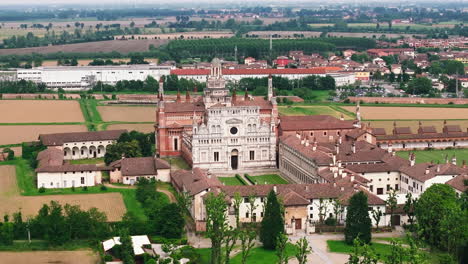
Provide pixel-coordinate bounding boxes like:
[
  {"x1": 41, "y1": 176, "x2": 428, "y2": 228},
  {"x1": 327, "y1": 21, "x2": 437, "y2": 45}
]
[
  {"x1": 310, "y1": 90, "x2": 331, "y2": 102},
  {"x1": 68, "y1": 158, "x2": 104, "y2": 165},
  {"x1": 327, "y1": 240, "x2": 393, "y2": 258},
  {"x1": 0, "y1": 158, "x2": 150, "y2": 221},
  {"x1": 218, "y1": 177, "x2": 246, "y2": 186},
  {"x1": 245, "y1": 174, "x2": 289, "y2": 185},
  {"x1": 278, "y1": 106, "x2": 346, "y2": 118},
  {"x1": 396, "y1": 149, "x2": 468, "y2": 166}
]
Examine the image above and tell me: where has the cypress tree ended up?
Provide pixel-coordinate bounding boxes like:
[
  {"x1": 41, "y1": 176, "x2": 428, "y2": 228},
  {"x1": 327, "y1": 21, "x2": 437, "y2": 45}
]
[
  {"x1": 345, "y1": 191, "x2": 372, "y2": 245},
  {"x1": 260, "y1": 190, "x2": 284, "y2": 249}
]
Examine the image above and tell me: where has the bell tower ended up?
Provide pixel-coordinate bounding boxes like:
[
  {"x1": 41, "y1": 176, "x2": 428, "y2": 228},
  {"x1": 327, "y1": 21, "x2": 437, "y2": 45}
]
[{"x1": 204, "y1": 58, "x2": 231, "y2": 107}]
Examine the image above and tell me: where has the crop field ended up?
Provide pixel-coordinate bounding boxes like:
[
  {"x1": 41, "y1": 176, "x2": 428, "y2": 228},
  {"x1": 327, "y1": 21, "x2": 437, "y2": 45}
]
[
  {"x1": 0, "y1": 165, "x2": 126, "y2": 221},
  {"x1": 98, "y1": 105, "x2": 155, "y2": 122},
  {"x1": 368, "y1": 120, "x2": 468, "y2": 134},
  {"x1": 0, "y1": 39, "x2": 169, "y2": 56},
  {"x1": 341, "y1": 106, "x2": 468, "y2": 120},
  {"x1": 0, "y1": 250, "x2": 100, "y2": 264},
  {"x1": 279, "y1": 106, "x2": 351, "y2": 119},
  {"x1": 106, "y1": 123, "x2": 155, "y2": 133},
  {"x1": 0, "y1": 100, "x2": 84, "y2": 123},
  {"x1": 0, "y1": 125, "x2": 87, "y2": 145},
  {"x1": 396, "y1": 149, "x2": 468, "y2": 166}
]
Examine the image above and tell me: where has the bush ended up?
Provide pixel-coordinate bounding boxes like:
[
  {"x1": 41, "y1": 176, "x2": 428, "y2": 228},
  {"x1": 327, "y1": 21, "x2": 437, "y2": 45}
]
[
  {"x1": 3, "y1": 148, "x2": 14, "y2": 160},
  {"x1": 71, "y1": 186, "x2": 75, "y2": 192},
  {"x1": 343, "y1": 98, "x2": 351, "y2": 104},
  {"x1": 104, "y1": 255, "x2": 113, "y2": 261},
  {"x1": 235, "y1": 174, "x2": 248, "y2": 185},
  {"x1": 82, "y1": 186, "x2": 88, "y2": 191},
  {"x1": 100, "y1": 185, "x2": 107, "y2": 191},
  {"x1": 38, "y1": 187, "x2": 46, "y2": 193},
  {"x1": 324, "y1": 217, "x2": 337, "y2": 226}
]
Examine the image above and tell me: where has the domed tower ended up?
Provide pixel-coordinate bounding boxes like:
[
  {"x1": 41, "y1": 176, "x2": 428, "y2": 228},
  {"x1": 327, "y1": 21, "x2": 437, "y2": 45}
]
[{"x1": 204, "y1": 58, "x2": 231, "y2": 107}]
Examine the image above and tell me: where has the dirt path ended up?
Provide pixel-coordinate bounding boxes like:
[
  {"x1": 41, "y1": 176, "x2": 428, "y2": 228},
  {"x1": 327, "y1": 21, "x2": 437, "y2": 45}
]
[
  {"x1": 104, "y1": 183, "x2": 177, "y2": 203},
  {"x1": 0, "y1": 250, "x2": 100, "y2": 264}
]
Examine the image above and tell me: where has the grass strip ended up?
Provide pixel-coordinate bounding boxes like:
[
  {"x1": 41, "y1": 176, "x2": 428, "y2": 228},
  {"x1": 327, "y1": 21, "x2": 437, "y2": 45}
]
[{"x1": 0, "y1": 240, "x2": 93, "y2": 252}]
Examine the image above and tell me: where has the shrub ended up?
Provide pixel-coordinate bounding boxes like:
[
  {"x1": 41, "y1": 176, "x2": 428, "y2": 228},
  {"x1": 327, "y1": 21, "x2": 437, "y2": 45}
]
[
  {"x1": 82, "y1": 186, "x2": 88, "y2": 191},
  {"x1": 104, "y1": 255, "x2": 113, "y2": 261},
  {"x1": 71, "y1": 186, "x2": 75, "y2": 192},
  {"x1": 3, "y1": 148, "x2": 14, "y2": 160},
  {"x1": 235, "y1": 174, "x2": 247, "y2": 185},
  {"x1": 38, "y1": 187, "x2": 46, "y2": 193},
  {"x1": 343, "y1": 98, "x2": 351, "y2": 104},
  {"x1": 100, "y1": 185, "x2": 107, "y2": 191}
]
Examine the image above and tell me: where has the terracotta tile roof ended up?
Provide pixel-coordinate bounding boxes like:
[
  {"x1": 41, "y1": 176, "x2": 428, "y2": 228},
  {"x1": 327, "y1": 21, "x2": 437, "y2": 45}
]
[
  {"x1": 377, "y1": 132, "x2": 468, "y2": 141},
  {"x1": 372, "y1": 128, "x2": 387, "y2": 136},
  {"x1": 39, "y1": 130, "x2": 126, "y2": 146},
  {"x1": 279, "y1": 115, "x2": 355, "y2": 131},
  {"x1": 419, "y1": 126, "x2": 437, "y2": 134},
  {"x1": 163, "y1": 101, "x2": 206, "y2": 113},
  {"x1": 112, "y1": 157, "x2": 169, "y2": 176},
  {"x1": 232, "y1": 96, "x2": 273, "y2": 110},
  {"x1": 393, "y1": 127, "x2": 412, "y2": 135},
  {"x1": 35, "y1": 164, "x2": 98, "y2": 173},
  {"x1": 446, "y1": 174, "x2": 468, "y2": 192},
  {"x1": 171, "y1": 168, "x2": 222, "y2": 195},
  {"x1": 280, "y1": 135, "x2": 332, "y2": 165},
  {"x1": 444, "y1": 125, "x2": 462, "y2": 133},
  {"x1": 37, "y1": 148, "x2": 64, "y2": 167},
  {"x1": 280, "y1": 190, "x2": 311, "y2": 206},
  {"x1": 400, "y1": 163, "x2": 465, "y2": 182}
]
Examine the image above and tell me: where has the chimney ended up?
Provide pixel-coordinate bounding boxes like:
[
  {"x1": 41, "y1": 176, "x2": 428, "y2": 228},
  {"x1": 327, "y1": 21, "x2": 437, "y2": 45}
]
[
  {"x1": 333, "y1": 182, "x2": 337, "y2": 187},
  {"x1": 312, "y1": 140, "x2": 317, "y2": 151},
  {"x1": 436, "y1": 165, "x2": 441, "y2": 172},
  {"x1": 387, "y1": 141, "x2": 393, "y2": 154},
  {"x1": 338, "y1": 136, "x2": 342, "y2": 144},
  {"x1": 425, "y1": 167, "x2": 430, "y2": 175},
  {"x1": 335, "y1": 142, "x2": 340, "y2": 154},
  {"x1": 305, "y1": 138, "x2": 310, "y2": 147},
  {"x1": 340, "y1": 113, "x2": 344, "y2": 121},
  {"x1": 332, "y1": 154, "x2": 337, "y2": 165},
  {"x1": 352, "y1": 142, "x2": 356, "y2": 154},
  {"x1": 305, "y1": 185, "x2": 309, "y2": 191},
  {"x1": 340, "y1": 186, "x2": 345, "y2": 191},
  {"x1": 350, "y1": 175, "x2": 355, "y2": 182},
  {"x1": 451, "y1": 155, "x2": 457, "y2": 165},
  {"x1": 296, "y1": 132, "x2": 301, "y2": 139},
  {"x1": 185, "y1": 89, "x2": 191, "y2": 102},
  {"x1": 273, "y1": 185, "x2": 277, "y2": 193},
  {"x1": 333, "y1": 172, "x2": 338, "y2": 178},
  {"x1": 342, "y1": 171, "x2": 348, "y2": 178},
  {"x1": 207, "y1": 172, "x2": 212, "y2": 179},
  {"x1": 409, "y1": 152, "x2": 416, "y2": 166},
  {"x1": 176, "y1": 89, "x2": 181, "y2": 103}
]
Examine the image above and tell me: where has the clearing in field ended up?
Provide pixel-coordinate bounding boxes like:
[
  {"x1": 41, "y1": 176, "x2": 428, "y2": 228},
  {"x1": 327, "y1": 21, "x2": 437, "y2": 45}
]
[
  {"x1": 368, "y1": 120, "x2": 468, "y2": 134},
  {"x1": 0, "y1": 100, "x2": 84, "y2": 123},
  {"x1": 0, "y1": 165, "x2": 126, "y2": 221},
  {"x1": 396, "y1": 149, "x2": 468, "y2": 166},
  {"x1": 0, "y1": 125, "x2": 87, "y2": 145},
  {"x1": 106, "y1": 123, "x2": 155, "y2": 133},
  {"x1": 98, "y1": 106, "x2": 155, "y2": 122},
  {"x1": 341, "y1": 106, "x2": 468, "y2": 120},
  {"x1": 278, "y1": 106, "x2": 350, "y2": 119},
  {"x1": 0, "y1": 250, "x2": 100, "y2": 264},
  {"x1": 245, "y1": 174, "x2": 288, "y2": 185}
]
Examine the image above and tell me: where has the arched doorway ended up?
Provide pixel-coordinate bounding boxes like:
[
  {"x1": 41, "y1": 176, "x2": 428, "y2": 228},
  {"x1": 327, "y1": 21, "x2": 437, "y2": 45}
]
[{"x1": 231, "y1": 149, "x2": 238, "y2": 170}]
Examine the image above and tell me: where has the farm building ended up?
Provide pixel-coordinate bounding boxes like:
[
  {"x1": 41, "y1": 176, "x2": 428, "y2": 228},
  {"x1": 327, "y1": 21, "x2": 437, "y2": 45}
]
[
  {"x1": 35, "y1": 148, "x2": 103, "y2": 189},
  {"x1": 109, "y1": 157, "x2": 171, "y2": 185},
  {"x1": 16, "y1": 65, "x2": 172, "y2": 91},
  {"x1": 39, "y1": 130, "x2": 127, "y2": 160}
]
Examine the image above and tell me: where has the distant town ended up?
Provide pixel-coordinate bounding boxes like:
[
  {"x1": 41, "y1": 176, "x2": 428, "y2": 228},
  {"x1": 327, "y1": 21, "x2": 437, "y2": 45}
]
[{"x1": 0, "y1": 2, "x2": 466, "y2": 264}]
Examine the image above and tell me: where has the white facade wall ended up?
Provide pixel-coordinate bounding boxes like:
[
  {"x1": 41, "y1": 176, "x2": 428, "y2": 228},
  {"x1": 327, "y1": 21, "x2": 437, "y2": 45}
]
[
  {"x1": 17, "y1": 65, "x2": 171, "y2": 91},
  {"x1": 37, "y1": 170, "x2": 101, "y2": 189},
  {"x1": 361, "y1": 171, "x2": 401, "y2": 195},
  {"x1": 380, "y1": 139, "x2": 468, "y2": 150},
  {"x1": 62, "y1": 140, "x2": 116, "y2": 160}
]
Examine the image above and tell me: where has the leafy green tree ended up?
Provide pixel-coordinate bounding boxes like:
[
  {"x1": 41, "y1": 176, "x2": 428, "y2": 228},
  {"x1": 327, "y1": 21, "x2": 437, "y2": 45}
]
[
  {"x1": 345, "y1": 191, "x2": 372, "y2": 245},
  {"x1": 295, "y1": 237, "x2": 312, "y2": 264},
  {"x1": 154, "y1": 203, "x2": 185, "y2": 238},
  {"x1": 386, "y1": 188, "x2": 398, "y2": 227},
  {"x1": 0, "y1": 221, "x2": 14, "y2": 245},
  {"x1": 119, "y1": 229, "x2": 135, "y2": 264},
  {"x1": 348, "y1": 238, "x2": 379, "y2": 264},
  {"x1": 239, "y1": 229, "x2": 256, "y2": 264},
  {"x1": 275, "y1": 233, "x2": 289, "y2": 264},
  {"x1": 371, "y1": 208, "x2": 383, "y2": 230},
  {"x1": 407, "y1": 77, "x2": 433, "y2": 95},
  {"x1": 205, "y1": 193, "x2": 228, "y2": 264},
  {"x1": 260, "y1": 190, "x2": 284, "y2": 249},
  {"x1": 104, "y1": 140, "x2": 142, "y2": 165}
]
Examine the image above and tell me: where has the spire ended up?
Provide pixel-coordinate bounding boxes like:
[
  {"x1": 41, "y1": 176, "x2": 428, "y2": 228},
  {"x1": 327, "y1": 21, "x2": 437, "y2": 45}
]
[
  {"x1": 185, "y1": 89, "x2": 191, "y2": 102},
  {"x1": 268, "y1": 74, "x2": 273, "y2": 100},
  {"x1": 158, "y1": 76, "x2": 165, "y2": 100},
  {"x1": 176, "y1": 89, "x2": 181, "y2": 103}
]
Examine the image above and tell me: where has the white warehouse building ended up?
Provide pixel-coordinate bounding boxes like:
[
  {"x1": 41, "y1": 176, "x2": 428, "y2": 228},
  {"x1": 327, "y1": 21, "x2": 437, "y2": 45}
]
[{"x1": 16, "y1": 65, "x2": 172, "y2": 91}]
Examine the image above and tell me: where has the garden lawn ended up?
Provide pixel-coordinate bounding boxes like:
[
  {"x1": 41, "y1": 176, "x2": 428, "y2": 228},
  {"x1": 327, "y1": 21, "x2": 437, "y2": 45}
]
[
  {"x1": 245, "y1": 174, "x2": 288, "y2": 185},
  {"x1": 396, "y1": 149, "x2": 468, "y2": 167},
  {"x1": 327, "y1": 240, "x2": 392, "y2": 259},
  {"x1": 218, "y1": 177, "x2": 245, "y2": 186},
  {"x1": 230, "y1": 244, "x2": 297, "y2": 264}
]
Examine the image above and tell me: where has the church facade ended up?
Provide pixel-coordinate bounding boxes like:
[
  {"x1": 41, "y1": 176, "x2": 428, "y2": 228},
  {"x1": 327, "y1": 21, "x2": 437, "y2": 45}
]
[{"x1": 156, "y1": 58, "x2": 278, "y2": 172}]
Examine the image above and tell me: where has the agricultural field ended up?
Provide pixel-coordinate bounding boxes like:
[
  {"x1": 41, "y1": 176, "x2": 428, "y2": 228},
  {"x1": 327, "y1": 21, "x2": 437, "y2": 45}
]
[
  {"x1": 0, "y1": 125, "x2": 87, "y2": 145},
  {"x1": 245, "y1": 174, "x2": 289, "y2": 185},
  {"x1": 98, "y1": 105, "x2": 155, "y2": 122},
  {"x1": 367, "y1": 120, "x2": 468, "y2": 134},
  {"x1": 106, "y1": 123, "x2": 155, "y2": 133},
  {"x1": 0, "y1": 165, "x2": 126, "y2": 221},
  {"x1": 0, "y1": 100, "x2": 84, "y2": 123},
  {"x1": 341, "y1": 106, "x2": 468, "y2": 120},
  {"x1": 0, "y1": 250, "x2": 100, "y2": 264},
  {"x1": 279, "y1": 105, "x2": 351, "y2": 119},
  {"x1": 0, "y1": 39, "x2": 168, "y2": 56},
  {"x1": 396, "y1": 149, "x2": 468, "y2": 166}
]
